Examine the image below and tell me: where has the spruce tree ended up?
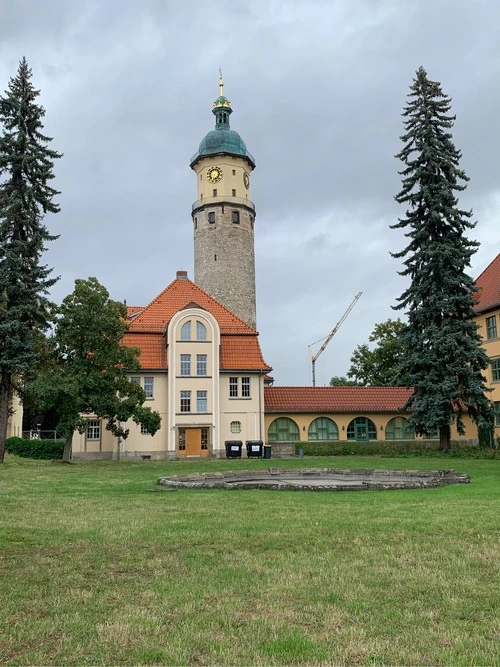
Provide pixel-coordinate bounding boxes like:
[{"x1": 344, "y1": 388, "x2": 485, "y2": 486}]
[
  {"x1": 0, "y1": 57, "x2": 61, "y2": 462},
  {"x1": 392, "y1": 66, "x2": 492, "y2": 449}
]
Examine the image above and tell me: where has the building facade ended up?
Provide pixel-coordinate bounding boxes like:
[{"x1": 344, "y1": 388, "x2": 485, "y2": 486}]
[
  {"x1": 72, "y1": 271, "x2": 271, "y2": 459},
  {"x1": 473, "y1": 253, "x2": 500, "y2": 441},
  {"x1": 70, "y1": 80, "x2": 494, "y2": 460}
]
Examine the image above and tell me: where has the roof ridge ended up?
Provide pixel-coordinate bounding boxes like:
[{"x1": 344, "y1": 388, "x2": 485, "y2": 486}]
[
  {"x1": 475, "y1": 252, "x2": 500, "y2": 283},
  {"x1": 127, "y1": 277, "x2": 258, "y2": 335}
]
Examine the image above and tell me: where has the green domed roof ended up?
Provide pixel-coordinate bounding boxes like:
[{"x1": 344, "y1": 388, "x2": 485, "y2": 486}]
[
  {"x1": 190, "y1": 75, "x2": 255, "y2": 168},
  {"x1": 198, "y1": 127, "x2": 249, "y2": 159}
]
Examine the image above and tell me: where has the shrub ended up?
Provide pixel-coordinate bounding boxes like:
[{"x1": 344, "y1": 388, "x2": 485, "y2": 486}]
[
  {"x1": 294, "y1": 440, "x2": 497, "y2": 459},
  {"x1": 6, "y1": 437, "x2": 64, "y2": 460}
]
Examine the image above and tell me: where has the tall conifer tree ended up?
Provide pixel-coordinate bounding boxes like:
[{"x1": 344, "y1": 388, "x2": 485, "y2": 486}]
[
  {"x1": 392, "y1": 66, "x2": 492, "y2": 449},
  {"x1": 0, "y1": 57, "x2": 61, "y2": 462}
]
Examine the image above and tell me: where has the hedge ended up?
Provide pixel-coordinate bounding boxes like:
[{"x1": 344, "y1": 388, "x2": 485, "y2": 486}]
[
  {"x1": 293, "y1": 439, "x2": 498, "y2": 459},
  {"x1": 5, "y1": 437, "x2": 65, "y2": 460}
]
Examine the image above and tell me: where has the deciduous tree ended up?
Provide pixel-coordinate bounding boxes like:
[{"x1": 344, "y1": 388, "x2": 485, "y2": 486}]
[
  {"x1": 346, "y1": 319, "x2": 408, "y2": 386},
  {"x1": 391, "y1": 66, "x2": 492, "y2": 449},
  {"x1": 26, "y1": 278, "x2": 161, "y2": 462}
]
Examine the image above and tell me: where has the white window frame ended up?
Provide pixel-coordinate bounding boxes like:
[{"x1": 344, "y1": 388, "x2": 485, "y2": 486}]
[
  {"x1": 229, "y1": 377, "x2": 238, "y2": 398},
  {"x1": 197, "y1": 354, "x2": 207, "y2": 376},
  {"x1": 196, "y1": 390, "x2": 207, "y2": 413},
  {"x1": 180, "y1": 321, "x2": 191, "y2": 341},
  {"x1": 241, "y1": 377, "x2": 251, "y2": 398},
  {"x1": 86, "y1": 420, "x2": 100, "y2": 440},
  {"x1": 180, "y1": 354, "x2": 191, "y2": 376},
  {"x1": 180, "y1": 390, "x2": 191, "y2": 413},
  {"x1": 144, "y1": 377, "x2": 154, "y2": 399},
  {"x1": 196, "y1": 321, "x2": 207, "y2": 341}
]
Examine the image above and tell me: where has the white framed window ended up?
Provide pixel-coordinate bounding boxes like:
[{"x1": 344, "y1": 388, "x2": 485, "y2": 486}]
[
  {"x1": 494, "y1": 401, "x2": 500, "y2": 427},
  {"x1": 86, "y1": 420, "x2": 100, "y2": 440},
  {"x1": 229, "y1": 377, "x2": 238, "y2": 398},
  {"x1": 180, "y1": 390, "x2": 191, "y2": 412},
  {"x1": 180, "y1": 321, "x2": 191, "y2": 341},
  {"x1": 230, "y1": 421, "x2": 241, "y2": 433},
  {"x1": 241, "y1": 377, "x2": 250, "y2": 398},
  {"x1": 180, "y1": 354, "x2": 191, "y2": 376},
  {"x1": 131, "y1": 376, "x2": 140, "y2": 384},
  {"x1": 196, "y1": 321, "x2": 207, "y2": 341},
  {"x1": 486, "y1": 315, "x2": 497, "y2": 340},
  {"x1": 197, "y1": 354, "x2": 207, "y2": 376},
  {"x1": 197, "y1": 390, "x2": 207, "y2": 413},
  {"x1": 144, "y1": 377, "x2": 154, "y2": 398}
]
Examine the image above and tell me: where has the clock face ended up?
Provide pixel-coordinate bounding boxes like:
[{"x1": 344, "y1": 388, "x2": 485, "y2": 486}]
[
  {"x1": 243, "y1": 171, "x2": 250, "y2": 189},
  {"x1": 207, "y1": 166, "x2": 223, "y2": 183}
]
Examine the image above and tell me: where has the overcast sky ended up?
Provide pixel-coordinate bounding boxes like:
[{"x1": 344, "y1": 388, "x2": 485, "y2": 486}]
[{"x1": 1, "y1": 0, "x2": 499, "y2": 386}]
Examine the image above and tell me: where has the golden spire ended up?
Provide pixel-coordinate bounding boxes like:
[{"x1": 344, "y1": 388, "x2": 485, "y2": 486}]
[
  {"x1": 213, "y1": 68, "x2": 231, "y2": 109},
  {"x1": 219, "y1": 67, "x2": 224, "y2": 97}
]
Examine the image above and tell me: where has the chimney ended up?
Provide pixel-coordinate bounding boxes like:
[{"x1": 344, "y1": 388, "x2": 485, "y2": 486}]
[{"x1": 176, "y1": 270, "x2": 188, "y2": 280}]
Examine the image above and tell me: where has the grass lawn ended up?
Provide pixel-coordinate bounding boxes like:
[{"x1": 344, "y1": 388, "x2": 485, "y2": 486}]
[{"x1": 1, "y1": 455, "x2": 499, "y2": 666}]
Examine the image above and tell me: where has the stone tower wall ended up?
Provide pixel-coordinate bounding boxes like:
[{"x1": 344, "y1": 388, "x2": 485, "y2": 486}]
[{"x1": 193, "y1": 203, "x2": 256, "y2": 329}]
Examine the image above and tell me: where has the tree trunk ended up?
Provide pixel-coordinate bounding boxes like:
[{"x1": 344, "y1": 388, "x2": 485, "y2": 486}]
[
  {"x1": 439, "y1": 424, "x2": 451, "y2": 451},
  {"x1": 62, "y1": 431, "x2": 74, "y2": 463},
  {"x1": 0, "y1": 371, "x2": 12, "y2": 464}
]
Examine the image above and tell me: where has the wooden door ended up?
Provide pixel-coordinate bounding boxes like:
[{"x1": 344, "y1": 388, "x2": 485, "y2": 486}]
[{"x1": 185, "y1": 428, "x2": 202, "y2": 456}]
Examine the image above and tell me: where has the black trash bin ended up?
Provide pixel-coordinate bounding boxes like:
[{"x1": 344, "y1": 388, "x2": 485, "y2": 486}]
[
  {"x1": 246, "y1": 440, "x2": 263, "y2": 458},
  {"x1": 225, "y1": 440, "x2": 242, "y2": 458},
  {"x1": 263, "y1": 444, "x2": 272, "y2": 459}
]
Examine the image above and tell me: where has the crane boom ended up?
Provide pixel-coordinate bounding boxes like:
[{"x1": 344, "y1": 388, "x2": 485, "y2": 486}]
[{"x1": 308, "y1": 292, "x2": 362, "y2": 386}]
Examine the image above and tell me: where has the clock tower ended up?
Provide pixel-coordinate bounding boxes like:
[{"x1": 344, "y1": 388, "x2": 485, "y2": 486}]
[{"x1": 190, "y1": 75, "x2": 257, "y2": 329}]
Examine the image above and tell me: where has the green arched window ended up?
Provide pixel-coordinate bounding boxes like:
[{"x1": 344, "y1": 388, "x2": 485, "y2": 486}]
[
  {"x1": 268, "y1": 418, "x2": 300, "y2": 442},
  {"x1": 385, "y1": 417, "x2": 415, "y2": 440},
  {"x1": 347, "y1": 417, "x2": 377, "y2": 441},
  {"x1": 308, "y1": 417, "x2": 339, "y2": 441}
]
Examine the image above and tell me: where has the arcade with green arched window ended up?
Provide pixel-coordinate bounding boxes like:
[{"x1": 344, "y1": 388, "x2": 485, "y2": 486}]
[
  {"x1": 346, "y1": 417, "x2": 377, "y2": 441},
  {"x1": 267, "y1": 417, "x2": 300, "y2": 442}
]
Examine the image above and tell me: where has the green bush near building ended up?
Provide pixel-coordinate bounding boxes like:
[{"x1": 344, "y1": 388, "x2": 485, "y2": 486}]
[
  {"x1": 294, "y1": 439, "x2": 498, "y2": 458},
  {"x1": 5, "y1": 437, "x2": 64, "y2": 460}
]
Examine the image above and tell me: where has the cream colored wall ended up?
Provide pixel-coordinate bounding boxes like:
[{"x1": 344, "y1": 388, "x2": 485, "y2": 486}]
[
  {"x1": 193, "y1": 156, "x2": 253, "y2": 204},
  {"x1": 72, "y1": 372, "x2": 169, "y2": 458},
  {"x1": 265, "y1": 412, "x2": 477, "y2": 442},
  {"x1": 167, "y1": 308, "x2": 221, "y2": 454},
  {"x1": 7, "y1": 391, "x2": 23, "y2": 438},
  {"x1": 219, "y1": 373, "x2": 265, "y2": 446}
]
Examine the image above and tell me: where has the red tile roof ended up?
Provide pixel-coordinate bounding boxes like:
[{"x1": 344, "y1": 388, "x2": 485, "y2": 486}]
[
  {"x1": 265, "y1": 386, "x2": 413, "y2": 413},
  {"x1": 122, "y1": 333, "x2": 167, "y2": 369},
  {"x1": 128, "y1": 277, "x2": 255, "y2": 334},
  {"x1": 122, "y1": 275, "x2": 271, "y2": 372},
  {"x1": 473, "y1": 253, "x2": 500, "y2": 314},
  {"x1": 126, "y1": 306, "x2": 144, "y2": 319},
  {"x1": 221, "y1": 335, "x2": 271, "y2": 371}
]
